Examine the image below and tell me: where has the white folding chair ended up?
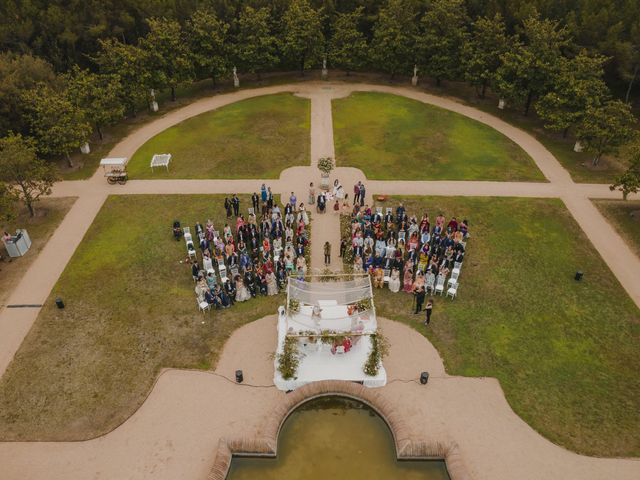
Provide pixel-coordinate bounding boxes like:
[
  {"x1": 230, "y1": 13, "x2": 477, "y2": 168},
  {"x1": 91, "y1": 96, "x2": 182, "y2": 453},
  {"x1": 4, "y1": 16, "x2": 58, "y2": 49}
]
[
  {"x1": 248, "y1": 207, "x2": 254, "y2": 215},
  {"x1": 385, "y1": 207, "x2": 392, "y2": 215},
  {"x1": 446, "y1": 283, "x2": 459, "y2": 299},
  {"x1": 452, "y1": 262, "x2": 462, "y2": 276},
  {"x1": 217, "y1": 259, "x2": 228, "y2": 283},
  {"x1": 197, "y1": 297, "x2": 211, "y2": 313},
  {"x1": 435, "y1": 275, "x2": 445, "y2": 295},
  {"x1": 375, "y1": 206, "x2": 382, "y2": 215},
  {"x1": 230, "y1": 266, "x2": 239, "y2": 277},
  {"x1": 425, "y1": 273, "x2": 436, "y2": 293},
  {"x1": 186, "y1": 242, "x2": 197, "y2": 260},
  {"x1": 184, "y1": 232, "x2": 193, "y2": 244},
  {"x1": 383, "y1": 269, "x2": 391, "y2": 285},
  {"x1": 398, "y1": 231, "x2": 406, "y2": 241},
  {"x1": 448, "y1": 271, "x2": 459, "y2": 287},
  {"x1": 203, "y1": 256, "x2": 214, "y2": 274}
]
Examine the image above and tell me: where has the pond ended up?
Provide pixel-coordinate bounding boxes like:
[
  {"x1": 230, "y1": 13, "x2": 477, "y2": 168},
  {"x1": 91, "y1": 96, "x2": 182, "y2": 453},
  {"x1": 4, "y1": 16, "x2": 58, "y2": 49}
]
[{"x1": 227, "y1": 396, "x2": 450, "y2": 480}]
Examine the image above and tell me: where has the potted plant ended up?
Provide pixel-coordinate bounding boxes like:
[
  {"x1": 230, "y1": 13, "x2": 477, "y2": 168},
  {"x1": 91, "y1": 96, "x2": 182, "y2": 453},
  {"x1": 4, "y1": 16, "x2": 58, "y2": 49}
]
[{"x1": 317, "y1": 156, "x2": 334, "y2": 190}]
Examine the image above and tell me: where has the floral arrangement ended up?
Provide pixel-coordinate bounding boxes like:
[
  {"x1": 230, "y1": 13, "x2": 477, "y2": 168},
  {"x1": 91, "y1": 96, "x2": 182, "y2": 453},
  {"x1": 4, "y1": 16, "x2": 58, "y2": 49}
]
[
  {"x1": 277, "y1": 336, "x2": 300, "y2": 380},
  {"x1": 317, "y1": 156, "x2": 334, "y2": 174},
  {"x1": 288, "y1": 298, "x2": 300, "y2": 313},
  {"x1": 355, "y1": 297, "x2": 372, "y2": 312},
  {"x1": 363, "y1": 331, "x2": 389, "y2": 376}
]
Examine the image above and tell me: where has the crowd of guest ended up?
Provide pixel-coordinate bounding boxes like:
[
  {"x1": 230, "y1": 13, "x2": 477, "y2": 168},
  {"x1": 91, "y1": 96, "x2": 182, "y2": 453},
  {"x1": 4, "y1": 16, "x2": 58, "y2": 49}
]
[
  {"x1": 175, "y1": 186, "x2": 310, "y2": 310},
  {"x1": 342, "y1": 202, "x2": 469, "y2": 304}
]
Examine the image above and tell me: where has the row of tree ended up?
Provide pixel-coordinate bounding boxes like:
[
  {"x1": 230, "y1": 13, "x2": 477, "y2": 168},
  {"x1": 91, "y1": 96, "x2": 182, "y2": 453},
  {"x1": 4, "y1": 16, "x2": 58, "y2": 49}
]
[
  {"x1": 2, "y1": 0, "x2": 639, "y2": 97},
  {"x1": 1, "y1": 0, "x2": 639, "y2": 218}
]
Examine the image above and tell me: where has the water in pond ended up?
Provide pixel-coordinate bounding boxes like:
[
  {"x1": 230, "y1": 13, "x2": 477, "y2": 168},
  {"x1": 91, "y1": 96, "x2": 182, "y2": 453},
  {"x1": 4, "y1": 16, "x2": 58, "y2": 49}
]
[{"x1": 227, "y1": 397, "x2": 450, "y2": 480}]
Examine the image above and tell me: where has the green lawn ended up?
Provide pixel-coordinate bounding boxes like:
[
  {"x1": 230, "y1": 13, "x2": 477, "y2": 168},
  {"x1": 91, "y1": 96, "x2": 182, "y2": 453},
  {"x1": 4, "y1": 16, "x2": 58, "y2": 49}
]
[
  {"x1": 471, "y1": 101, "x2": 627, "y2": 184},
  {"x1": 593, "y1": 199, "x2": 640, "y2": 257},
  {"x1": 352, "y1": 196, "x2": 640, "y2": 456},
  {"x1": 128, "y1": 93, "x2": 310, "y2": 179},
  {"x1": 332, "y1": 92, "x2": 544, "y2": 181},
  {"x1": 0, "y1": 194, "x2": 285, "y2": 441}
]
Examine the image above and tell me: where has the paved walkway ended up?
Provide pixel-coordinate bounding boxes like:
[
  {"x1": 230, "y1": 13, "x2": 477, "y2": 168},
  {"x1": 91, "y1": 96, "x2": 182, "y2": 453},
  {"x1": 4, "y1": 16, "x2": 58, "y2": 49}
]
[
  {"x1": 0, "y1": 82, "x2": 638, "y2": 478},
  {"x1": 1, "y1": 317, "x2": 637, "y2": 480}
]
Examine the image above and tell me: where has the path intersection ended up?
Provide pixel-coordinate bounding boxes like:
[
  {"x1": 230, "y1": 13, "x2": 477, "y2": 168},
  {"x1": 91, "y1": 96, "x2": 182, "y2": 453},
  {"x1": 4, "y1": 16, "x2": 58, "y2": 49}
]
[{"x1": 0, "y1": 82, "x2": 638, "y2": 480}]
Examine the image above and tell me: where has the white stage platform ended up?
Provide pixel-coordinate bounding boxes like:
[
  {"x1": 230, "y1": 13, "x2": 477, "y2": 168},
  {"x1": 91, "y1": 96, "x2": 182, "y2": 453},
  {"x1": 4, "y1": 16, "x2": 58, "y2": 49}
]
[{"x1": 274, "y1": 307, "x2": 387, "y2": 391}]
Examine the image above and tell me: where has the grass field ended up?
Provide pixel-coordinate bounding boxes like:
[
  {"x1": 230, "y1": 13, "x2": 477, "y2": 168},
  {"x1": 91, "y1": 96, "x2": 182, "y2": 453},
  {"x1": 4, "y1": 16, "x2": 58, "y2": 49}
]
[
  {"x1": 354, "y1": 196, "x2": 640, "y2": 456},
  {"x1": 128, "y1": 93, "x2": 310, "y2": 179},
  {"x1": 593, "y1": 199, "x2": 640, "y2": 257},
  {"x1": 332, "y1": 92, "x2": 544, "y2": 181},
  {"x1": 0, "y1": 198, "x2": 76, "y2": 307},
  {"x1": 0, "y1": 194, "x2": 284, "y2": 441}
]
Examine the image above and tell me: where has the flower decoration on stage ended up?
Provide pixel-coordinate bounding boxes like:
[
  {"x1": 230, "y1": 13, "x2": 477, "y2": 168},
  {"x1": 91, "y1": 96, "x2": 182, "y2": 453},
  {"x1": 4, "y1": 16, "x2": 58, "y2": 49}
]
[{"x1": 288, "y1": 298, "x2": 300, "y2": 313}]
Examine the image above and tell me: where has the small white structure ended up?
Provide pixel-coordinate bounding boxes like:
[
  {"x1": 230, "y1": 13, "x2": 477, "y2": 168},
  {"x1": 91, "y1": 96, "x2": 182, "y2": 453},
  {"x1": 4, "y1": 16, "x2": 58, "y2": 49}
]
[
  {"x1": 150, "y1": 153, "x2": 172, "y2": 172},
  {"x1": 412, "y1": 64, "x2": 418, "y2": 86},
  {"x1": 80, "y1": 142, "x2": 91, "y2": 154},
  {"x1": 274, "y1": 275, "x2": 387, "y2": 391},
  {"x1": 100, "y1": 157, "x2": 129, "y2": 184},
  {"x1": 2, "y1": 229, "x2": 31, "y2": 257},
  {"x1": 574, "y1": 141, "x2": 584, "y2": 152}
]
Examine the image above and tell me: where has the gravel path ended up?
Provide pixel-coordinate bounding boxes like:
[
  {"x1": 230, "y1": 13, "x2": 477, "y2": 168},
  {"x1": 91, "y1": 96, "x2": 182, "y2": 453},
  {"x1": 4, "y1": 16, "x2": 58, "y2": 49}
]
[{"x1": 0, "y1": 82, "x2": 638, "y2": 479}]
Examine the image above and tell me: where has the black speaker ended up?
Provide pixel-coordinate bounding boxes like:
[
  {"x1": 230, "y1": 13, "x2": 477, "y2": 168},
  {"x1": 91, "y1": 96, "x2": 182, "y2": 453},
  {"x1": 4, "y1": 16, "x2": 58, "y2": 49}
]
[
  {"x1": 235, "y1": 370, "x2": 243, "y2": 383},
  {"x1": 55, "y1": 297, "x2": 65, "y2": 309},
  {"x1": 420, "y1": 372, "x2": 429, "y2": 385},
  {"x1": 575, "y1": 271, "x2": 583, "y2": 281}
]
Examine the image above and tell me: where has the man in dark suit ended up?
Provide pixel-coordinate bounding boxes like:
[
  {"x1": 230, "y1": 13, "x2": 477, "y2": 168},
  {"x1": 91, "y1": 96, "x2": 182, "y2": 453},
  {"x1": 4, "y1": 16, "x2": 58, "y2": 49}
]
[
  {"x1": 232, "y1": 194, "x2": 240, "y2": 217},
  {"x1": 251, "y1": 192, "x2": 259, "y2": 212},
  {"x1": 224, "y1": 197, "x2": 232, "y2": 218}
]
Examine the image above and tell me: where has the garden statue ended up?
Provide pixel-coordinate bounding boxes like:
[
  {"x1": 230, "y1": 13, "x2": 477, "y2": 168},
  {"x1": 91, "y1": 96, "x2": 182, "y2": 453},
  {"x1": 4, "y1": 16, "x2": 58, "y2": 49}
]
[
  {"x1": 322, "y1": 56, "x2": 328, "y2": 79},
  {"x1": 233, "y1": 66, "x2": 239, "y2": 88},
  {"x1": 412, "y1": 65, "x2": 418, "y2": 86},
  {"x1": 150, "y1": 88, "x2": 159, "y2": 112}
]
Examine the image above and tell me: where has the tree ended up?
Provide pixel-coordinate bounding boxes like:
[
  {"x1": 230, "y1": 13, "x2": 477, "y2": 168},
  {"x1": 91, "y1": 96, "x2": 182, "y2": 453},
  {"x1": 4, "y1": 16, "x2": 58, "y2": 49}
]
[
  {"x1": 535, "y1": 51, "x2": 610, "y2": 138},
  {"x1": 610, "y1": 141, "x2": 640, "y2": 200},
  {"x1": 0, "y1": 53, "x2": 58, "y2": 137},
  {"x1": 495, "y1": 16, "x2": 571, "y2": 115},
  {"x1": 0, "y1": 134, "x2": 57, "y2": 217},
  {"x1": 21, "y1": 84, "x2": 92, "y2": 168},
  {"x1": 371, "y1": 0, "x2": 418, "y2": 78},
  {"x1": 328, "y1": 7, "x2": 368, "y2": 75},
  {"x1": 234, "y1": 6, "x2": 278, "y2": 80},
  {"x1": 576, "y1": 100, "x2": 636, "y2": 166},
  {"x1": 281, "y1": 0, "x2": 324, "y2": 75},
  {"x1": 94, "y1": 39, "x2": 150, "y2": 116},
  {"x1": 0, "y1": 182, "x2": 16, "y2": 225},
  {"x1": 417, "y1": 0, "x2": 469, "y2": 86},
  {"x1": 64, "y1": 66, "x2": 124, "y2": 140},
  {"x1": 463, "y1": 14, "x2": 509, "y2": 98},
  {"x1": 186, "y1": 9, "x2": 229, "y2": 86},
  {"x1": 140, "y1": 17, "x2": 193, "y2": 101}
]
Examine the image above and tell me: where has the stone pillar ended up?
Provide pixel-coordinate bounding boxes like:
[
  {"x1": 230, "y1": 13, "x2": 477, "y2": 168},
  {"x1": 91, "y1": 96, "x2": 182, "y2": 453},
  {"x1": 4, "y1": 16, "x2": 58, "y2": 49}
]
[
  {"x1": 574, "y1": 141, "x2": 583, "y2": 152},
  {"x1": 321, "y1": 57, "x2": 328, "y2": 79},
  {"x1": 411, "y1": 64, "x2": 418, "y2": 86},
  {"x1": 80, "y1": 142, "x2": 90, "y2": 154},
  {"x1": 498, "y1": 98, "x2": 506, "y2": 110}
]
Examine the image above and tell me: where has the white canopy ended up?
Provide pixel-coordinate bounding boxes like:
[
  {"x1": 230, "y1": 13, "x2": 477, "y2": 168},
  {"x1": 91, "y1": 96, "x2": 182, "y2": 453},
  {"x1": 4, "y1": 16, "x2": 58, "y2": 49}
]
[
  {"x1": 100, "y1": 157, "x2": 128, "y2": 167},
  {"x1": 274, "y1": 276, "x2": 386, "y2": 391},
  {"x1": 150, "y1": 153, "x2": 171, "y2": 171}
]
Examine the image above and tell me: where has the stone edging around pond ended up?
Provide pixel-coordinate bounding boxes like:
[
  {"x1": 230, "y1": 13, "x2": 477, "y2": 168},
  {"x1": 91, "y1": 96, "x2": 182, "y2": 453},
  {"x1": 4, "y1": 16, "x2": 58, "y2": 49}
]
[{"x1": 206, "y1": 380, "x2": 472, "y2": 480}]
